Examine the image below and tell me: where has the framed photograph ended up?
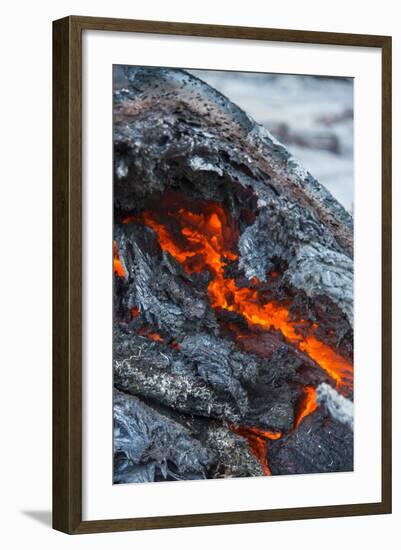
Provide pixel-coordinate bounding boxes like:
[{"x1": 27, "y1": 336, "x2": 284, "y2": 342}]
[{"x1": 53, "y1": 16, "x2": 392, "y2": 534}]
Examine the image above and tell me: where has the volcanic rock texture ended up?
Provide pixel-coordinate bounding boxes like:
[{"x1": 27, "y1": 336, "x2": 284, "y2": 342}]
[{"x1": 112, "y1": 67, "x2": 354, "y2": 484}]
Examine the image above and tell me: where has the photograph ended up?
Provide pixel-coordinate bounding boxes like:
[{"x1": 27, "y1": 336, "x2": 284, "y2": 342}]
[{"x1": 112, "y1": 65, "x2": 354, "y2": 484}]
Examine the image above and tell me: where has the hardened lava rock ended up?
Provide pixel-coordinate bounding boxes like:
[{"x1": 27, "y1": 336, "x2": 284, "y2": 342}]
[{"x1": 112, "y1": 67, "x2": 354, "y2": 482}]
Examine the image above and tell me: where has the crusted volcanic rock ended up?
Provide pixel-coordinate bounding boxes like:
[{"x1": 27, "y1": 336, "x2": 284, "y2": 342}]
[
  {"x1": 113, "y1": 66, "x2": 354, "y2": 482},
  {"x1": 114, "y1": 390, "x2": 264, "y2": 482},
  {"x1": 114, "y1": 389, "x2": 211, "y2": 483},
  {"x1": 114, "y1": 329, "x2": 297, "y2": 431},
  {"x1": 267, "y1": 407, "x2": 354, "y2": 475}
]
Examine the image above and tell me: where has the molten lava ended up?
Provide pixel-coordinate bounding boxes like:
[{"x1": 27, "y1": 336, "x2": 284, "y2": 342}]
[
  {"x1": 129, "y1": 199, "x2": 353, "y2": 393},
  {"x1": 130, "y1": 306, "x2": 140, "y2": 319},
  {"x1": 231, "y1": 425, "x2": 282, "y2": 476},
  {"x1": 137, "y1": 204, "x2": 238, "y2": 276},
  {"x1": 113, "y1": 240, "x2": 126, "y2": 278},
  {"x1": 138, "y1": 328, "x2": 165, "y2": 343},
  {"x1": 294, "y1": 386, "x2": 318, "y2": 428}
]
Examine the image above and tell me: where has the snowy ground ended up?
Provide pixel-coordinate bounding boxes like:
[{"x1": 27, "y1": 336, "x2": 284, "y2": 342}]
[{"x1": 190, "y1": 71, "x2": 353, "y2": 212}]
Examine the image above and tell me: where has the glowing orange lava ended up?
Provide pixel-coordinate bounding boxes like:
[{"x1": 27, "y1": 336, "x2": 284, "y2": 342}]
[
  {"x1": 113, "y1": 240, "x2": 127, "y2": 278},
  {"x1": 130, "y1": 201, "x2": 353, "y2": 393},
  {"x1": 148, "y1": 332, "x2": 164, "y2": 342},
  {"x1": 231, "y1": 425, "x2": 282, "y2": 476},
  {"x1": 138, "y1": 328, "x2": 165, "y2": 342},
  {"x1": 130, "y1": 306, "x2": 140, "y2": 319},
  {"x1": 294, "y1": 386, "x2": 318, "y2": 428},
  {"x1": 138, "y1": 205, "x2": 237, "y2": 276}
]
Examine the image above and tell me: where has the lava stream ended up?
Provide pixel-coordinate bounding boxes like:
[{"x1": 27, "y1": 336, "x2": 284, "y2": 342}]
[
  {"x1": 294, "y1": 386, "x2": 318, "y2": 428},
  {"x1": 126, "y1": 201, "x2": 353, "y2": 392},
  {"x1": 113, "y1": 240, "x2": 126, "y2": 278},
  {"x1": 231, "y1": 425, "x2": 282, "y2": 476}
]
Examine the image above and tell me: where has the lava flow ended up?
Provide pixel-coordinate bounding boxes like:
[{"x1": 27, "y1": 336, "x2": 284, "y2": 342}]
[
  {"x1": 130, "y1": 306, "x2": 140, "y2": 319},
  {"x1": 231, "y1": 425, "x2": 282, "y2": 475},
  {"x1": 124, "y1": 198, "x2": 353, "y2": 393},
  {"x1": 294, "y1": 386, "x2": 318, "y2": 428},
  {"x1": 117, "y1": 197, "x2": 353, "y2": 476},
  {"x1": 113, "y1": 240, "x2": 126, "y2": 278},
  {"x1": 138, "y1": 328, "x2": 165, "y2": 343}
]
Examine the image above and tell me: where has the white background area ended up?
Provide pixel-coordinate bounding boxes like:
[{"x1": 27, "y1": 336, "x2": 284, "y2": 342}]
[
  {"x1": 82, "y1": 31, "x2": 381, "y2": 521},
  {"x1": 0, "y1": 0, "x2": 399, "y2": 548}
]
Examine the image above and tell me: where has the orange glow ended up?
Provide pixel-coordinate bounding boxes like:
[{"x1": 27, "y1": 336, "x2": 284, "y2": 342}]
[
  {"x1": 129, "y1": 200, "x2": 353, "y2": 392},
  {"x1": 299, "y1": 337, "x2": 353, "y2": 388},
  {"x1": 294, "y1": 386, "x2": 318, "y2": 428},
  {"x1": 113, "y1": 240, "x2": 126, "y2": 278},
  {"x1": 139, "y1": 328, "x2": 164, "y2": 342},
  {"x1": 140, "y1": 205, "x2": 237, "y2": 277},
  {"x1": 122, "y1": 215, "x2": 136, "y2": 225},
  {"x1": 240, "y1": 426, "x2": 282, "y2": 440},
  {"x1": 148, "y1": 332, "x2": 164, "y2": 342},
  {"x1": 130, "y1": 307, "x2": 140, "y2": 319},
  {"x1": 231, "y1": 425, "x2": 282, "y2": 476}
]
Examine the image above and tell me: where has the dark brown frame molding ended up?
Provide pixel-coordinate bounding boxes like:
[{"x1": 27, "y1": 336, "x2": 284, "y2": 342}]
[{"x1": 53, "y1": 15, "x2": 392, "y2": 534}]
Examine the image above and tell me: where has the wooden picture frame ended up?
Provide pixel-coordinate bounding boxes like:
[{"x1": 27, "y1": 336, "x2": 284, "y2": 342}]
[{"x1": 53, "y1": 15, "x2": 392, "y2": 534}]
